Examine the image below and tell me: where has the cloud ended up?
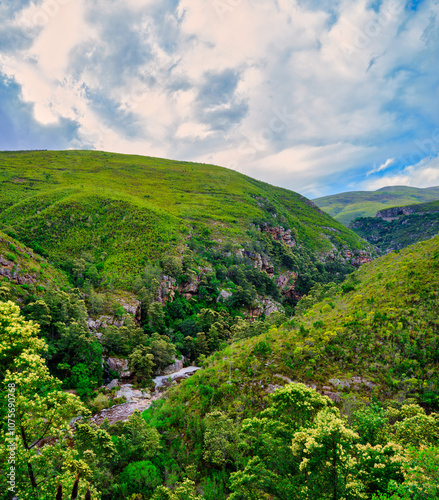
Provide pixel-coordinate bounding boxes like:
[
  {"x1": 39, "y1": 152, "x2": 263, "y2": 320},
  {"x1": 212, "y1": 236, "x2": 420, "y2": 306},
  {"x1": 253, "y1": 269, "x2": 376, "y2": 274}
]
[
  {"x1": 362, "y1": 155, "x2": 439, "y2": 190},
  {"x1": 1, "y1": 0, "x2": 439, "y2": 197},
  {"x1": 0, "y1": 72, "x2": 80, "y2": 150},
  {"x1": 367, "y1": 157, "x2": 395, "y2": 176}
]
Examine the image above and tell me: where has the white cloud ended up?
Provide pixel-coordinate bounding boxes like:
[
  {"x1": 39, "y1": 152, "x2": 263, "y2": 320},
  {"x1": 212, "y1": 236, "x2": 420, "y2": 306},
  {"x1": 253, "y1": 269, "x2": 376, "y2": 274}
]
[
  {"x1": 1, "y1": 0, "x2": 439, "y2": 196},
  {"x1": 367, "y1": 157, "x2": 395, "y2": 176},
  {"x1": 363, "y1": 156, "x2": 439, "y2": 191}
]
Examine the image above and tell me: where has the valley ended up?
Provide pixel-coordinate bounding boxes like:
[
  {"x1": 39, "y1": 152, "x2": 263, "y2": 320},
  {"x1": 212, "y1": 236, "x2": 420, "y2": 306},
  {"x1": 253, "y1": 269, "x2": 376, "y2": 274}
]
[{"x1": 0, "y1": 151, "x2": 438, "y2": 500}]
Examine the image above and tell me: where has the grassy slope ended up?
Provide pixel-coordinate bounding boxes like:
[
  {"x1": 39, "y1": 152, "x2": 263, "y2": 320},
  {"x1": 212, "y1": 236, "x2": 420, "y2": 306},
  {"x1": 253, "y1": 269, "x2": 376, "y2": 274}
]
[
  {"x1": 350, "y1": 199, "x2": 439, "y2": 252},
  {"x1": 0, "y1": 230, "x2": 70, "y2": 290},
  {"x1": 0, "y1": 150, "x2": 366, "y2": 287},
  {"x1": 152, "y1": 235, "x2": 439, "y2": 426},
  {"x1": 313, "y1": 185, "x2": 439, "y2": 225}
]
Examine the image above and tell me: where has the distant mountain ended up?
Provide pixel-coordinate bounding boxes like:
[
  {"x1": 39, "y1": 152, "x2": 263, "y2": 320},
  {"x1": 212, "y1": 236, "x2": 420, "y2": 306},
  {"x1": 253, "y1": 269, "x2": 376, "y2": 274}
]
[
  {"x1": 350, "y1": 199, "x2": 439, "y2": 253},
  {"x1": 313, "y1": 185, "x2": 439, "y2": 225}
]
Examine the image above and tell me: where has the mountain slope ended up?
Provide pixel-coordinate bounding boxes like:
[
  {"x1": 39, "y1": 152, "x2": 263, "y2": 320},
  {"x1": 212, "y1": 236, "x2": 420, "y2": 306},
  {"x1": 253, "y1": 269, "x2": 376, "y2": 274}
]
[
  {"x1": 313, "y1": 185, "x2": 439, "y2": 225},
  {"x1": 350, "y1": 199, "x2": 439, "y2": 253},
  {"x1": 0, "y1": 150, "x2": 370, "y2": 292},
  {"x1": 152, "y1": 234, "x2": 439, "y2": 423}
]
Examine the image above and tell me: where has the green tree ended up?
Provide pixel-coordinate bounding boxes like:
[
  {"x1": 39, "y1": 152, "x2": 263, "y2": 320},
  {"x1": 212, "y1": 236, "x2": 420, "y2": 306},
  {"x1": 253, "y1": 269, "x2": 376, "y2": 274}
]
[
  {"x1": 0, "y1": 301, "x2": 46, "y2": 379},
  {"x1": 118, "y1": 461, "x2": 162, "y2": 497},
  {"x1": 203, "y1": 410, "x2": 237, "y2": 468},
  {"x1": 114, "y1": 410, "x2": 161, "y2": 464},
  {"x1": 150, "y1": 333, "x2": 176, "y2": 370},
  {"x1": 1, "y1": 351, "x2": 89, "y2": 498},
  {"x1": 151, "y1": 479, "x2": 203, "y2": 500},
  {"x1": 129, "y1": 345, "x2": 155, "y2": 380},
  {"x1": 162, "y1": 256, "x2": 183, "y2": 277},
  {"x1": 290, "y1": 408, "x2": 362, "y2": 500},
  {"x1": 148, "y1": 302, "x2": 165, "y2": 332}
]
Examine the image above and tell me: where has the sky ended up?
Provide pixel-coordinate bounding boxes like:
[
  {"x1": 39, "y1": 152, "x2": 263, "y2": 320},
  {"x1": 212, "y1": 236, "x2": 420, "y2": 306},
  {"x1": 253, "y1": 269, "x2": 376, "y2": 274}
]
[{"x1": 1, "y1": 0, "x2": 439, "y2": 198}]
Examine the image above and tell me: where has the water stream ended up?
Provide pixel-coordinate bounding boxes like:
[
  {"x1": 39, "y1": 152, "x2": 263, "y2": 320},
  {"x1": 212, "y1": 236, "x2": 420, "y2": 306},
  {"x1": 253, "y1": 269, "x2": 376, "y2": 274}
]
[{"x1": 90, "y1": 366, "x2": 201, "y2": 426}]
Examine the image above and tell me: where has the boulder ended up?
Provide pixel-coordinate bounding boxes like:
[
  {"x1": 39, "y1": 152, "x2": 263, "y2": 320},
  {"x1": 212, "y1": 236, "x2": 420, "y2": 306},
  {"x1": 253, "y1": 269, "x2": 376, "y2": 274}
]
[
  {"x1": 106, "y1": 379, "x2": 119, "y2": 390},
  {"x1": 106, "y1": 358, "x2": 132, "y2": 378},
  {"x1": 116, "y1": 384, "x2": 150, "y2": 402},
  {"x1": 216, "y1": 289, "x2": 233, "y2": 303},
  {"x1": 160, "y1": 357, "x2": 185, "y2": 375}
]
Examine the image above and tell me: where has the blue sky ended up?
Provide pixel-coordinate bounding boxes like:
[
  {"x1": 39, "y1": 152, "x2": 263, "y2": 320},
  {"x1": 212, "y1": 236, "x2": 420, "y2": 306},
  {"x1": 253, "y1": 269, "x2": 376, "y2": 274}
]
[{"x1": 1, "y1": 0, "x2": 439, "y2": 197}]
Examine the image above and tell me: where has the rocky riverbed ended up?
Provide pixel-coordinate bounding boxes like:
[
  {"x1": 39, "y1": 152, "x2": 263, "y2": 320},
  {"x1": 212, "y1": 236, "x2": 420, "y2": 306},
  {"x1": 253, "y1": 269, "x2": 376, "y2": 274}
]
[{"x1": 90, "y1": 365, "x2": 201, "y2": 426}]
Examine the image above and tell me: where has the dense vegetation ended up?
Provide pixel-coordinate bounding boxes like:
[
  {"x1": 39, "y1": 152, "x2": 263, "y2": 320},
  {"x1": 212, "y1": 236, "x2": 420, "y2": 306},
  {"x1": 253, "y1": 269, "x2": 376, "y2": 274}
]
[
  {"x1": 0, "y1": 150, "x2": 366, "y2": 287},
  {"x1": 0, "y1": 151, "x2": 438, "y2": 499},
  {"x1": 0, "y1": 150, "x2": 372, "y2": 397},
  {"x1": 314, "y1": 185, "x2": 439, "y2": 226},
  {"x1": 1, "y1": 233, "x2": 438, "y2": 498},
  {"x1": 350, "y1": 200, "x2": 439, "y2": 253}
]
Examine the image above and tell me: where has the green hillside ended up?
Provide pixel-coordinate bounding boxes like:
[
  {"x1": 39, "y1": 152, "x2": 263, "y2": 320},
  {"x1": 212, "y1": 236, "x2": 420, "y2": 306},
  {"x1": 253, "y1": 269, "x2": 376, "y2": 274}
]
[
  {"x1": 154, "y1": 234, "x2": 439, "y2": 418},
  {"x1": 138, "y1": 235, "x2": 439, "y2": 499},
  {"x1": 0, "y1": 230, "x2": 69, "y2": 292},
  {"x1": 350, "y1": 199, "x2": 439, "y2": 253},
  {"x1": 313, "y1": 185, "x2": 439, "y2": 225},
  {"x1": 0, "y1": 149, "x2": 374, "y2": 403},
  {"x1": 1, "y1": 152, "x2": 438, "y2": 499},
  {"x1": 0, "y1": 150, "x2": 367, "y2": 288}
]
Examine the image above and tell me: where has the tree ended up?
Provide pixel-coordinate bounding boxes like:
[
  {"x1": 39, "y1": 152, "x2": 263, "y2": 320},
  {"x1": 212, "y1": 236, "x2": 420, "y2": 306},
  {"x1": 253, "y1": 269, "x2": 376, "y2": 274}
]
[
  {"x1": 129, "y1": 345, "x2": 155, "y2": 380},
  {"x1": 151, "y1": 479, "x2": 203, "y2": 500},
  {"x1": 118, "y1": 461, "x2": 162, "y2": 497},
  {"x1": 290, "y1": 408, "x2": 361, "y2": 500},
  {"x1": 1, "y1": 351, "x2": 89, "y2": 498},
  {"x1": 150, "y1": 333, "x2": 176, "y2": 370},
  {"x1": 148, "y1": 302, "x2": 165, "y2": 332},
  {"x1": 114, "y1": 410, "x2": 161, "y2": 464},
  {"x1": 230, "y1": 384, "x2": 333, "y2": 500},
  {"x1": 0, "y1": 301, "x2": 46, "y2": 379},
  {"x1": 162, "y1": 256, "x2": 183, "y2": 277},
  {"x1": 203, "y1": 410, "x2": 237, "y2": 468}
]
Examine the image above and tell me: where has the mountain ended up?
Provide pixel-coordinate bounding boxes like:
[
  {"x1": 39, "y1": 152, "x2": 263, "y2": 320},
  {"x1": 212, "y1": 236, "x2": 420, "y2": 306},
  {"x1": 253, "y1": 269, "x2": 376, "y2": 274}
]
[
  {"x1": 0, "y1": 150, "x2": 370, "y2": 299},
  {"x1": 153, "y1": 234, "x2": 439, "y2": 419},
  {"x1": 139, "y1": 234, "x2": 439, "y2": 499},
  {"x1": 350, "y1": 199, "x2": 439, "y2": 253},
  {"x1": 1, "y1": 151, "x2": 438, "y2": 499},
  {"x1": 313, "y1": 185, "x2": 439, "y2": 225}
]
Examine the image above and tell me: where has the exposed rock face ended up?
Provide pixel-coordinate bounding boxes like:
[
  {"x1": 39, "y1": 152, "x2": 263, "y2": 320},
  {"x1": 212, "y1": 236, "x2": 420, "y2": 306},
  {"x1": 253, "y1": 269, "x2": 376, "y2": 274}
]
[
  {"x1": 117, "y1": 297, "x2": 141, "y2": 318},
  {"x1": 106, "y1": 357, "x2": 131, "y2": 378},
  {"x1": 247, "y1": 296, "x2": 284, "y2": 319},
  {"x1": 158, "y1": 268, "x2": 212, "y2": 303},
  {"x1": 105, "y1": 379, "x2": 119, "y2": 390},
  {"x1": 88, "y1": 315, "x2": 124, "y2": 332},
  {"x1": 375, "y1": 206, "x2": 416, "y2": 221},
  {"x1": 0, "y1": 257, "x2": 37, "y2": 285},
  {"x1": 153, "y1": 366, "x2": 201, "y2": 389},
  {"x1": 216, "y1": 289, "x2": 233, "y2": 303},
  {"x1": 259, "y1": 224, "x2": 296, "y2": 247},
  {"x1": 115, "y1": 384, "x2": 151, "y2": 402},
  {"x1": 158, "y1": 275, "x2": 178, "y2": 303},
  {"x1": 317, "y1": 248, "x2": 373, "y2": 267},
  {"x1": 158, "y1": 357, "x2": 185, "y2": 376},
  {"x1": 276, "y1": 271, "x2": 301, "y2": 300}
]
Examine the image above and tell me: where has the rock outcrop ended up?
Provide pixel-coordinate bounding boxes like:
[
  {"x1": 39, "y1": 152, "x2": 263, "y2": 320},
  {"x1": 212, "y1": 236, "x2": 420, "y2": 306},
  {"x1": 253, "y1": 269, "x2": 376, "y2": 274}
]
[
  {"x1": 106, "y1": 357, "x2": 132, "y2": 378},
  {"x1": 247, "y1": 295, "x2": 284, "y2": 319},
  {"x1": 375, "y1": 206, "x2": 416, "y2": 221},
  {"x1": 0, "y1": 257, "x2": 37, "y2": 285},
  {"x1": 259, "y1": 224, "x2": 296, "y2": 247},
  {"x1": 115, "y1": 384, "x2": 151, "y2": 402},
  {"x1": 158, "y1": 357, "x2": 185, "y2": 376}
]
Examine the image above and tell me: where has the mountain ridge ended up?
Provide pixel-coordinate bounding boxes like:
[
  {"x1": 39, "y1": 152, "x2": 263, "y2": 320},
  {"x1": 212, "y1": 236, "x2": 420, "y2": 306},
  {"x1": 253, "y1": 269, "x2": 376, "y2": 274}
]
[{"x1": 313, "y1": 185, "x2": 439, "y2": 225}]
